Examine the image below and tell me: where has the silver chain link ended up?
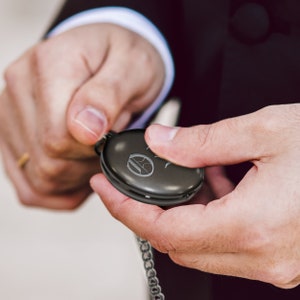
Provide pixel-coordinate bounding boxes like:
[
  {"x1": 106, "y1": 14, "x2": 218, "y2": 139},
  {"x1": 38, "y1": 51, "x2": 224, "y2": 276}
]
[{"x1": 136, "y1": 236, "x2": 165, "y2": 299}]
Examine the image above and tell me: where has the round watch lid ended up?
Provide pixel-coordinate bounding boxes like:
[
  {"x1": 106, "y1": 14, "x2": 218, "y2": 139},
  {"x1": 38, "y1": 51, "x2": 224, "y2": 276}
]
[{"x1": 100, "y1": 129, "x2": 204, "y2": 206}]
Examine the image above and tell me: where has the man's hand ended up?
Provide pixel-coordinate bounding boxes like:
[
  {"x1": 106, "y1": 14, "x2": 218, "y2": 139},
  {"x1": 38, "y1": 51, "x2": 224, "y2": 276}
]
[
  {"x1": 91, "y1": 104, "x2": 300, "y2": 288},
  {"x1": 0, "y1": 23, "x2": 164, "y2": 209}
]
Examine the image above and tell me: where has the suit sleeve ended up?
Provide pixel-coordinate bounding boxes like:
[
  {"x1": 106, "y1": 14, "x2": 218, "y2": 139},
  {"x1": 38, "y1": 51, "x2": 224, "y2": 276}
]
[{"x1": 49, "y1": 0, "x2": 182, "y2": 55}]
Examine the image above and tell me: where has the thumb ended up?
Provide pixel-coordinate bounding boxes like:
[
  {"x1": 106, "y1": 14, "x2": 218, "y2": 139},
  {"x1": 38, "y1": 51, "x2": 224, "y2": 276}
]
[
  {"x1": 67, "y1": 84, "x2": 108, "y2": 146},
  {"x1": 145, "y1": 107, "x2": 279, "y2": 168},
  {"x1": 67, "y1": 73, "x2": 131, "y2": 146}
]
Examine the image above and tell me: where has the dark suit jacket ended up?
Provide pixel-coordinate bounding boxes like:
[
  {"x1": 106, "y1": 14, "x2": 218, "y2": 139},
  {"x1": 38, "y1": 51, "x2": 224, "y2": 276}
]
[{"x1": 50, "y1": 1, "x2": 300, "y2": 299}]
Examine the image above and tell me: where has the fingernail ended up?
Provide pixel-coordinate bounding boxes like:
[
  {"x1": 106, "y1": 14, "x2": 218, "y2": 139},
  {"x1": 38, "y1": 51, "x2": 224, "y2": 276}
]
[
  {"x1": 148, "y1": 125, "x2": 178, "y2": 143},
  {"x1": 74, "y1": 106, "x2": 107, "y2": 138}
]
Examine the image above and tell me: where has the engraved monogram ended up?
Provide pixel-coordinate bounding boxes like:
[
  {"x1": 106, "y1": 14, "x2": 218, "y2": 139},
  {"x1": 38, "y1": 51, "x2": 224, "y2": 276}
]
[{"x1": 127, "y1": 154, "x2": 154, "y2": 177}]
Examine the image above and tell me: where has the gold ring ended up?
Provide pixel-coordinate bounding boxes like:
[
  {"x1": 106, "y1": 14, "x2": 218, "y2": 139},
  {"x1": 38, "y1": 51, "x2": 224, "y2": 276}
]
[{"x1": 17, "y1": 152, "x2": 30, "y2": 168}]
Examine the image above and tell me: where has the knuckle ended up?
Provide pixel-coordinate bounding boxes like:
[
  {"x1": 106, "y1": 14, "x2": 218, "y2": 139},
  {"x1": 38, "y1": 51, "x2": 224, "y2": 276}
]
[
  {"x1": 195, "y1": 124, "x2": 215, "y2": 150},
  {"x1": 131, "y1": 43, "x2": 153, "y2": 67},
  {"x1": 58, "y1": 199, "x2": 84, "y2": 210},
  {"x1": 129, "y1": 39, "x2": 164, "y2": 83},
  {"x1": 32, "y1": 159, "x2": 68, "y2": 190},
  {"x1": 18, "y1": 190, "x2": 85, "y2": 211},
  {"x1": 32, "y1": 43, "x2": 48, "y2": 70},
  {"x1": 255, "y1": 106, "x2": 281, "y2": 133},
  {"x1": 264, "y1": 262, "x2": 298, "y2": 288},
  {"x1": 149, "y1": 237, "x2": 173, "y2": 254},
  {"x1": 41, "y1": 132, "x2": 71, "y2": 157},
  {"x1": 169, "y1": 252, "x2": 200, "y2": 269},
  {"x1": 18, "y1": 189, "x2": 40, "y2": 207},
  {"x1": 4, "y1": 61, "x2": 19, "y2": 91},
  {"x1": 147, "y1": 223, "x2": 178, "y2": 254},
  {"x1": 30, "y1": 180, "x2": 56, "y2": 196},
  {"x1": 31, "y1": 42, "x2": 55, "y2": 81},
  {"x1": 18, "y1": 195, "x2": 34, "y2": 207},
  {"x1": 252, "y1": 105, "x2": 294, "y2": 138}
]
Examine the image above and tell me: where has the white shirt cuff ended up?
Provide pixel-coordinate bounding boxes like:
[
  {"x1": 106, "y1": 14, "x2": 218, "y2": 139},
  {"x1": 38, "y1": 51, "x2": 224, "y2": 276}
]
[{"x1": 48, "y1": 7, "x2": 175, "y2": 128}]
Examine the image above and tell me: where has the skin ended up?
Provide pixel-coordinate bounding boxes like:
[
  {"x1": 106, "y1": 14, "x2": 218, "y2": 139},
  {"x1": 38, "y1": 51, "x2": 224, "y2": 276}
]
[
  {"x1": 2, "y1": 20, "x2": 300, "y2": 289},
  {"x1": 90, "y1": 104, "x2": 300, "y2": 288},
  {"x1": 0, "y1": 23, "x2": 165, "y2": 209}
]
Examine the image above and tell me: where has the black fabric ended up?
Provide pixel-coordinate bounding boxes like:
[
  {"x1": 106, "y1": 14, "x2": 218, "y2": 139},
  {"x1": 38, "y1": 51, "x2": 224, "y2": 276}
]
[
  {"x1": 50, "y1": 1, "x2": 300, "y2": 299},
  {"x1": 153, "y1": 250, "x2": 212, "y2": 300}
]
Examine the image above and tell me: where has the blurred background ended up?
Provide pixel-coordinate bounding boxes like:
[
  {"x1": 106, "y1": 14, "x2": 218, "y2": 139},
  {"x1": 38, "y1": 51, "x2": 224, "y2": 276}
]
[{"x1": 0, "y1": 1, "x2": 146, "y2": 299}]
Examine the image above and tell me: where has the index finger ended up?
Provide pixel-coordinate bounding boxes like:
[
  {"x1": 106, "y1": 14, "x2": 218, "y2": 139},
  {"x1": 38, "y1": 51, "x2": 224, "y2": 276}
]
[{"x1": 90, "y1": 173, "x2": 242, "y2": 254}]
